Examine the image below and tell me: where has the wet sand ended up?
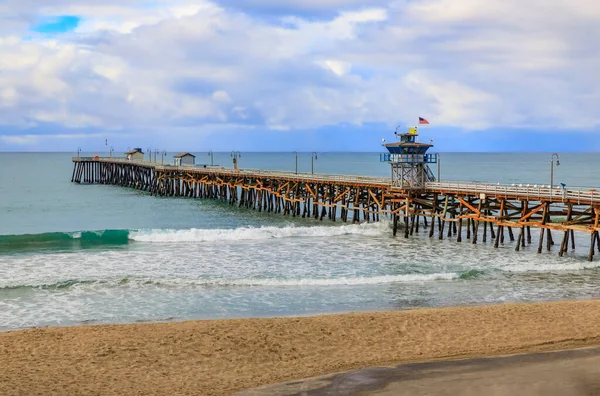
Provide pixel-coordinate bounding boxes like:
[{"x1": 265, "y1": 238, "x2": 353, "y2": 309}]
[
  {"x1": 240, "y1": 347, "x2": 600, "y2": 395},
  {"x1": 3, "y1": 300, "x2": 600, "y2": 395}
]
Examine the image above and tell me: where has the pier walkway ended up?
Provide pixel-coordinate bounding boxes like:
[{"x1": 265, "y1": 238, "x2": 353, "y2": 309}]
[
  {"x1": 73, "y1": 157, "x2": 600, "y2": 203},
  {"x1": 72, "y1": 157, "x2": 600, "y2": 260}
]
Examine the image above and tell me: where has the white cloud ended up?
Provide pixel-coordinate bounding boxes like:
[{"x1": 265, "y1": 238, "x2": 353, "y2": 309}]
[
  {"x1": 1, "y1": 135, "x2": 39, "y2": 145},
  {"x1": 320, "y1": 60, "x2": 352, "y2": 76},
  {"x1": 70, "y1": 3, "x2": 215, "y2": 34},
  {"x1": 31, "y1": 110, "x2": 103, "y2": 128},
  {"x1": 0, "y1": 88, "x2": 19, "y2": 108},
  {"x1": 402, "y1": 72, "x2": 502, "y2": 130},
  {"x1": 338, "y1": 8, "x2": 387, "y2": 23},
  {"x1": 212, "y1": 90, "x2": 232, "y2": 102},
  {"x1": 0, "y1": 0, "x2": 599, "y2": 145}
]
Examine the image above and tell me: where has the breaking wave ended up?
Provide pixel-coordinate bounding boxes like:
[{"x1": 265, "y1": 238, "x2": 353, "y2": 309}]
[
  {"x1": 0, "y1": 230, "x2": 130, "y2": 253},
  {"x1": 0, "y1": 223, "x2": 388, "y2": 253},
  {"x1": 129, "y1": 222, "x2": 388, "y2": 243},
  {"x1": 0, "y1": 272, "x2": 464, "y2": 292}
]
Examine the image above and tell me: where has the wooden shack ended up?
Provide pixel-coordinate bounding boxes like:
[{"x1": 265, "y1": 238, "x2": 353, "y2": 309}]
[
  {"x1": 174, "y1": 152, "x2": 196, "y2": 166},
  {"x1": 125, "y1": 148, "x2": 144, "y2": 161}
]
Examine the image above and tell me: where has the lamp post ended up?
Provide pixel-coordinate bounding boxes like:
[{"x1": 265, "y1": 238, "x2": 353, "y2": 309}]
[
  {"x1": 109, "y1": 146, "x2": 114, "y2": 158},
  {"x1": 550, "y1": 153, "x2": 560, "y2": 200},
  {"x1": 77, "y1": 147, "x2": 82, "y2": 158},
  {"x1": 208, "y1": 150, "x2": 214, "y2": 166},
  {"x1": 147, "y1": 147, "x2": 152, "y2": 162},
  {"x1": 293, "y1": 151, "x2": 298, "y2": 174},
  {"x1": 311, "y1": 152, "x2": 318, "y2": 174},
  {"x1": 154, "y1": 149, "x2": 159, "y2": 163},
  {"x1": 231, "y1": 151, "x2": 241, "y2": 170},
  {"x1": 437, "y1": 153, "x2": 441, "y2": 182},
  {"x1": 161, "y1": 150, "x2": 167, "y2": 165}
]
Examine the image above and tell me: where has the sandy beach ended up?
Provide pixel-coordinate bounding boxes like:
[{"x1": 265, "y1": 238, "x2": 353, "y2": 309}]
[{"x1": 3, "y1": 300, "x2": 600, "y2": 395}]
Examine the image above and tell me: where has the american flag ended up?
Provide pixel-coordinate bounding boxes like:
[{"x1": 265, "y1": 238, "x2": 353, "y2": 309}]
[{"x1": 419, "y1": 117, "x2": 430, "y2": 125}]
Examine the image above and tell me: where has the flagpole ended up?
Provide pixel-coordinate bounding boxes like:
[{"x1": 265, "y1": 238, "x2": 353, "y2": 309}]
[{"x1": 415, "y1": 118, "x2": 419, "y2": 139}]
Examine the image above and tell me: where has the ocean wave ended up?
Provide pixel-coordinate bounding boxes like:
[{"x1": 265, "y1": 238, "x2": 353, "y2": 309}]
[
  {"x1": 0, "y1": 222, "x2": 389, "y2": 253},
  {"x1": 0, "y1": 230, "x2": 130, "y2": 253},
  {"x1": 498, "y1": 261, "x2": 600, "y2": 273},
  {"x1": 163, "y1": 273, "x2": 459, "y2": 286},
  {"x1": 129, "y1": 222, "x2": 389, "y2": 243},
  {"x1": 0, "y1": 272, "x2": 460, "y2": 291}
]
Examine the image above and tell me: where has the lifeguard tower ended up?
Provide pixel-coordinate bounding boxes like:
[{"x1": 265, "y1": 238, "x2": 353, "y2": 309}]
[{"x1": 380, "y1": 126, "x2": 438, "y2": 188}]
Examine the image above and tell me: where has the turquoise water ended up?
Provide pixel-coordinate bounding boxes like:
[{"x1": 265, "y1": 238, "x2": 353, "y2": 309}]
[{"x1": 1, "y1": 152, "x2": 600, "y2": 331}]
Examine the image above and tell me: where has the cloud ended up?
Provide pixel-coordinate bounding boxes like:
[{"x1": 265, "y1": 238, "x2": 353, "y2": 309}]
[
  {"x1": 1, "y1": 135, "x2": 40, "y2": 145},
  {"x1": 0, "y1": 0, "x2": 599, "y2": 151},
  {"x1": 320, "y1": 60, "x2": 352, "y2": 76},
  {"x1": 212, "y1": 0, "x2": 389, "y2": 18}
]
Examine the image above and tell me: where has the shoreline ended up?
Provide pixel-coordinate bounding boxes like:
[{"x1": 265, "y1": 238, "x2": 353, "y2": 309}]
[
  {"x1": 0, "y1": 299, "x2": 499, "y2": 334},
  {"x1": 0, "y1": 297, "x2": 570, "y2": 334},
  {"x1": 3, "y1": 300, "x2": 600, "y2": 395}
]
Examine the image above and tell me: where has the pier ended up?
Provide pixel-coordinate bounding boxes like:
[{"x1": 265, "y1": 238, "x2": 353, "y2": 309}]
[
  {"x1": 71, "y1": 161, "x2": 600, "y2": 261},
  {"x1": 71, "y1": 130, "x2": 600, "y2": 261}
]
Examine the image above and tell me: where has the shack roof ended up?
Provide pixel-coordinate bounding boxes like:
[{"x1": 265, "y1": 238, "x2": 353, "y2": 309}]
[
  {"x1": 173, "y1": 152, "x2": 196, "y2": 158},
  {"x1": 125, "y1": 148, "x2": 144, "y2": 155}
]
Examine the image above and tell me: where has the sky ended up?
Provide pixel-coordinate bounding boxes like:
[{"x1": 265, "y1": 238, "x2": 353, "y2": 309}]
[{"x1": 0, "y1": 0, "x2": 599, "y2": 152}]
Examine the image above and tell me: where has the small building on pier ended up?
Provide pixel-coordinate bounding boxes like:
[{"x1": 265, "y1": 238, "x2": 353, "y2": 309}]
[
  {"x1": 125, "y1": 148, "x2": 144, "y2": 161},
  {"x1": 174, "y1": 152, "x2": 196, "y2": 166},
  {"x1": 381, "y1": 126, "x2": 438, "y2": 188}
]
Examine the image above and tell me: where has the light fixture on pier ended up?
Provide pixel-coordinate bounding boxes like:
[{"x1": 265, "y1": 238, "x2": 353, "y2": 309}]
[
  {"x1": 231, "y1": 151, "x2": 241, "y2": 171},
  {"x1": 550, "y1": 153, "x2": 560, "y2": 199},
  {"x1": 292, "y1": 151, "x2": 298, "y2": 174}
]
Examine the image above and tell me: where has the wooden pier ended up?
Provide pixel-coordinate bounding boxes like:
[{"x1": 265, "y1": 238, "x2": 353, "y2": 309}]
[{"x1": 72, "y1": 157, "x2": 600, "y2": 261}]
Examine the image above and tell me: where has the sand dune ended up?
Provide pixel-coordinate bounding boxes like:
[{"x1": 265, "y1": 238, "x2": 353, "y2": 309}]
[{"x1": 3, "y1": 300, "x2": 600, "y2": 395}]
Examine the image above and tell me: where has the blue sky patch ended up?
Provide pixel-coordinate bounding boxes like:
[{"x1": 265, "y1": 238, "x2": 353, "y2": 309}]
[{"x1": 31, "y1": 15, "x2": 80, "y2": 34}]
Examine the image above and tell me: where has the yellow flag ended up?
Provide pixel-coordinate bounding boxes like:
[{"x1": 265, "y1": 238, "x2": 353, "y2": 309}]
[{"x1": 408, "y1": 127, "x2": 417, "y2": 135}]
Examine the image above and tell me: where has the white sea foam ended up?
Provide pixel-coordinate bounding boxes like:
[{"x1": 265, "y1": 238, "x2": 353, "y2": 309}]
[
  {"x1": 153, "y1": 273, "x2": 459, "y2": 287},
  {"x1": 129, "y1": 222, "x2": 389, "y2": 243},
  {"x1": 0, "y1": 272, "x2": 458, "y2": 290},
  {"x1": 499, "y1": 261, "x2": 600, "y2": 273}
]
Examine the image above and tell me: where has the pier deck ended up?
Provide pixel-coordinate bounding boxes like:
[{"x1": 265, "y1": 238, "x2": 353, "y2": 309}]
[{"x1": 72, "y1": 157, "x2": 600, "y2": 260}]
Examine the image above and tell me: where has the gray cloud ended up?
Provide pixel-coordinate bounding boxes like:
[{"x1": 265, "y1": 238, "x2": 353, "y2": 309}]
[{"x1": 0, "y1": 0, "x2": 599, "y2": 148}]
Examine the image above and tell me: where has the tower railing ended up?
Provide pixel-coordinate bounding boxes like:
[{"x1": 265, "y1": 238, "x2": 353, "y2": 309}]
[{"x1": 380, "y1": 153, "x2": 438, "y2": 164}]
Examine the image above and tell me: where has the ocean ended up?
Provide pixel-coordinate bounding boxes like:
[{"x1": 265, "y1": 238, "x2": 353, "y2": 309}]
[{"x1": 1, "y1": 151, "x2": 600, "y2": 331}]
